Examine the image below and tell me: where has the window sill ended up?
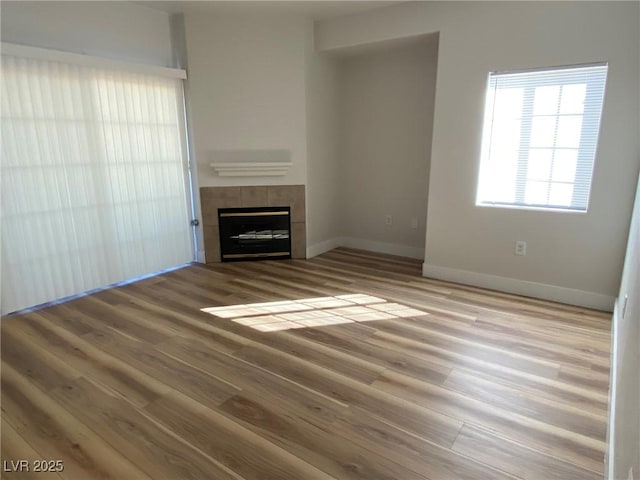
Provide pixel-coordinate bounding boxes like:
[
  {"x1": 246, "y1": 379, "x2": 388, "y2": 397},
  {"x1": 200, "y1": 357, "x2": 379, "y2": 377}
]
[{"x1": 475, "y1": 202, "x2": 588, "y2": 214}]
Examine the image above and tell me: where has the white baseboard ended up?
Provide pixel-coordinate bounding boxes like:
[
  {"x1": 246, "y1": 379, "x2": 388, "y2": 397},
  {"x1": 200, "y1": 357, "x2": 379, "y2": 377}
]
[
  {"x1": 306, "y1": 238, "x2": 343, "y2": 259},
  {"x1": 307, "y1": 241, "x2": 612, "y2": 310},
  {"x1": 307, "y1": 237, "x2": 424, "y2": 260},
  {"x1": 422, "y1": 263, "x2": 615, "y2": 311},
  {"x1": 341, "y1": 237, "x2": 424, "y2": 259}
]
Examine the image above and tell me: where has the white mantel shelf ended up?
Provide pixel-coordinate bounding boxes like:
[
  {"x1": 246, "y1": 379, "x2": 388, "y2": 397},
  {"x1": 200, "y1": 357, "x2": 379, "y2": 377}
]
[{"x1": 210, "y1": 162, "x2": 292, "y2": 177}]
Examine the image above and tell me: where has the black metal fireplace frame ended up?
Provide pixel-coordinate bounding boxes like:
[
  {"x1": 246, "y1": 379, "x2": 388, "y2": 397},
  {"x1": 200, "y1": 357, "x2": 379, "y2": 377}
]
[{"x1": 218, "y1": 206, "x2": 292, "y2": 262}]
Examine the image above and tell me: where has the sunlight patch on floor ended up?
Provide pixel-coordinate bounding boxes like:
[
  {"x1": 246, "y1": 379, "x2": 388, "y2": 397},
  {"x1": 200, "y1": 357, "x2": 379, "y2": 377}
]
[{"x1": 201, "y1": 294, "x2": 429, "y2": 332}]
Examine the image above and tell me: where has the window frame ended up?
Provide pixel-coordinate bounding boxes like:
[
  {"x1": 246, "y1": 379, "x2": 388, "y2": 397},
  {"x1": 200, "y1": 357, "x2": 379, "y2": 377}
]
[{"x1": 475, "y1": 62, "x2": 608, "y2": 213}]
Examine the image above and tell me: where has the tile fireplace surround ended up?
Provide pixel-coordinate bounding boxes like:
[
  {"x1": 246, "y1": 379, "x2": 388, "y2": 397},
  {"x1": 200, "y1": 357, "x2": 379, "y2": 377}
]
[{"x1": 200, "y1": 185, "x2": 306, "y2": 263}]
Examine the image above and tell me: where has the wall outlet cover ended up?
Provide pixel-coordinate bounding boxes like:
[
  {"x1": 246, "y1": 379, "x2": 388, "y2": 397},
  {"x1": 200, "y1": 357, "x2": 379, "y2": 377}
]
[{"x1": 515, "y1": 240, "x2": 527, "y2": 256}]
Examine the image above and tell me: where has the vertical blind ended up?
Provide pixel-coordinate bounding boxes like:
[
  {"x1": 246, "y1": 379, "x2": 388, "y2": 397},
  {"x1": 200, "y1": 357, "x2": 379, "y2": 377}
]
[
  {"x1": 476, "y1": 63, "x2": 608, "y2": 211},
  {"x1": 1, "y1": 54, "x2": 193, "y2": 315}
]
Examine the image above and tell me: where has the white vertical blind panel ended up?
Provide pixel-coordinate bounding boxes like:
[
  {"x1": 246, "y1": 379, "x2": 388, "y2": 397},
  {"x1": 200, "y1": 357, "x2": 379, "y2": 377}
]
[{"x1": 1, "y1": 55, "x2": 193, "y2": 314}]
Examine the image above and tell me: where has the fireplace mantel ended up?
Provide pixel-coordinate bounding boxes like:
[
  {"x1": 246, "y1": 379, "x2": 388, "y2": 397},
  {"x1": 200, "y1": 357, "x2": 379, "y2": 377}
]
[{"x1": 210, "y1": 161, "x2": 292, "y2": 177}]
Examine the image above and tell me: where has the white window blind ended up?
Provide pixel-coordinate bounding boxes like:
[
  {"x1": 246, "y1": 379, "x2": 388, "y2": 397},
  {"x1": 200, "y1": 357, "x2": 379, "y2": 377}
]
[
  {"x1": 476, "y1": 63, "x2": 608, "y2": 211},
  {"x1": 1, "y1": 54, "x2": 194, "y2": 315}
]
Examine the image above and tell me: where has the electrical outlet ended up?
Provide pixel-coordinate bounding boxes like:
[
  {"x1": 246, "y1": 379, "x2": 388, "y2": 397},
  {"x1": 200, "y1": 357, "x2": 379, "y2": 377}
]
[
  {"x1": 385, "y1": 215, "x2": 392, "y2": 225},
  {"x1": 411, "y1": 217, "x2": 418, "y2": 229},
  {"x1": 515, "y1": 240, "x2": 527, "y2": 256}
]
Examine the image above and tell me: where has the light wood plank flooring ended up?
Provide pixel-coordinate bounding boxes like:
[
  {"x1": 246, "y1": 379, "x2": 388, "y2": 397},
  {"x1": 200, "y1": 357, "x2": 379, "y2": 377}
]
[{"x1": 1, "y1": 248, "x2": 611, "y2": 479}]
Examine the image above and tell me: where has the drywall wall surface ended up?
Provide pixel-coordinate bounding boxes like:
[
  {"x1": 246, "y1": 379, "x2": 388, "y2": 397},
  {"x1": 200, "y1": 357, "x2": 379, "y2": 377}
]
[
  {"x1": 0, "y1": 1, "x2": 173, "y2": 66},
  {"x1": 169, "y1": 13, "x2": 188, "y2": 70},
  {"x1": 337, "y1": 37, "x2": 437, "y2": 256},
  {"x1": 318, "y1": 2, "x2": 640, "y2": 301},
  {"x1": 610, "y1": 174, "x2": 640, "y2": 480},
  {"x1": 315, "y1": 1, "x2": 448, "y2": 52},
  {"x1": 183, "y1": 12, "x2": 308, "y2": 188},
  {"x1": 305, "y1": 30, "x2": 342, "y2": 251}
]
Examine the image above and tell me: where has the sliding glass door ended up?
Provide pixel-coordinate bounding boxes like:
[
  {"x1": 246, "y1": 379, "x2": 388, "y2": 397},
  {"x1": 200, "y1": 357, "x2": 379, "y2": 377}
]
[{"x1": 1, "y1": 53, "x2": 194, "y2": 315}]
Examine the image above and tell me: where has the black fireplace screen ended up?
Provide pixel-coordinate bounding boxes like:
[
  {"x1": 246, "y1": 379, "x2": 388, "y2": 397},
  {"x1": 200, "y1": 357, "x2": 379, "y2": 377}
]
[{"x1": 218, "y1": 206, "x2": 291, "y2": 261}]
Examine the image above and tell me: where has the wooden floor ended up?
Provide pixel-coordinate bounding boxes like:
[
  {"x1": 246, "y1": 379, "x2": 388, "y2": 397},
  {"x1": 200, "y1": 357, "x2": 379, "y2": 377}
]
[{"x1": 1, "y1": 248, "x2": 611, "y2": 480}]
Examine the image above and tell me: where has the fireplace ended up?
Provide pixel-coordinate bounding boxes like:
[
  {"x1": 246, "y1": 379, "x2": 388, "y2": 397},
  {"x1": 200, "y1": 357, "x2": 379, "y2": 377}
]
[
  {"x1": 218, "y1": 206, "x2": 292, "y2": 261},
  {"x1": 199, "y1": 185, "x2": 305, "y2": 263}
]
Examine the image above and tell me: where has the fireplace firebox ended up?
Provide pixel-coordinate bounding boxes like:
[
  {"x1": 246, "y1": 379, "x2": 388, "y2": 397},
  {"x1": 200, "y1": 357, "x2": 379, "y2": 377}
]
[{"x1": 218, "y1": 206, "x2": 291, "y2": 261}]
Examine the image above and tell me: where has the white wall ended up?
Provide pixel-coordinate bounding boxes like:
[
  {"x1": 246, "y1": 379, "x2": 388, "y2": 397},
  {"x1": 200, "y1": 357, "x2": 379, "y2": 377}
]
[
  {"x1": 1, "y1": 1, "x2": 173, "y2": 66},
  {"x1": 305, "y1": 39, "x2": 341, "y2": 255},
  {"x1": 317, "y1": 1, "x2": 640, "y2": 309},
  {"x1": 337, "y1": 37, "x2": 438, "y2": 259},
  {"x1": 609, "y1": 174, "x2": 640, "y2": 480},
  {"x1": 183, "y1": 11, "x2": 309, "y2": 189}
]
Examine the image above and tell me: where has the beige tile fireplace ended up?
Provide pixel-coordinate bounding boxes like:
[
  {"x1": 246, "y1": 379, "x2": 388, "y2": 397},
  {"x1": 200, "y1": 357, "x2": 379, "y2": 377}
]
[{"x1": 200, "y1": 185, "x2": 306, "y2": 263}]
